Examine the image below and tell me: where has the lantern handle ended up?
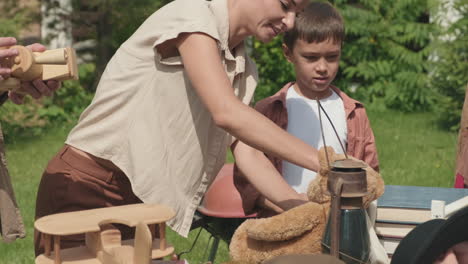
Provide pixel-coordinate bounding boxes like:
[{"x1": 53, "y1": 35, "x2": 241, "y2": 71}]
[{"x1": 316, "y1": 98, "x2": 349, "y2": 170}]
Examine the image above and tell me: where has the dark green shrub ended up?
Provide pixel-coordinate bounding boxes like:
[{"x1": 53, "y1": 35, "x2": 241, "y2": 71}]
[
  {"x1": 334, "y1": 0, "x2": 436, "y2": 111},
  {"x1": 42, "y1": 63, "x2": 95, "y2": 123},
  {"x1": 0, "y1": 64, "x2": 94, "y2": 137},
  {"x1": 251, "y1": 37, "x2": 294, "y2": 103}
]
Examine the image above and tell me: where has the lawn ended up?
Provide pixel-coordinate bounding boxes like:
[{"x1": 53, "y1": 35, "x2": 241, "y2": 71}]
[{"x1": 0, "y1": 109, "x2": 458, "y2": 263}]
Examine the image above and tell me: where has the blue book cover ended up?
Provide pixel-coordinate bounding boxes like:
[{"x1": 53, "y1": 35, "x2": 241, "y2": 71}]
[{"x1": 377, "y1": 185, "x2": 468, "y2": 210}]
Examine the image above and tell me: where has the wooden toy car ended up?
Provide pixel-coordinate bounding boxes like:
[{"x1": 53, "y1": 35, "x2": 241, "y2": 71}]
[
  {"x1": 34, "y1": 204, "x2": 175, "y2": 264},
  {"x1": 0, "y1": 45, "x2": 78, "y2": 92}
]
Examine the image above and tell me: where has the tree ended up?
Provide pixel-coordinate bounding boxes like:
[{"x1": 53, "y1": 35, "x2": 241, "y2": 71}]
[
  {"x1": 333, "y1": 0, "x2": 435, "y2": 111},
  {"x1": 250, "y1": 37, "x2": 295, "y2": 103},
  {"x1": 41, "y1": 0, "x2": 172, "y2": 91},
  {"x1": 41, "y1": 0, "x2": 73, "y2": 49},
  {"x1": 77, "y1": 0, "x2": 173, "y2": 90},
  {"x1": 252, "y1": 0, "x2": 436, "y2": 112},
  {"x1": 0, "y1": 0, "x2": 38, "y2": 37}
]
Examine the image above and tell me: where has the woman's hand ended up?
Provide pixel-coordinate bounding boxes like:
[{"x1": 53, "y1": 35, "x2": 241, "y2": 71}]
[{"x1": 233, "y1": 139, "x2": 309, "y2": 212}]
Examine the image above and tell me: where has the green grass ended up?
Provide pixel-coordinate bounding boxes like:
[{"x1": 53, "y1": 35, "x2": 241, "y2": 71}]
[
  {"x1": 0, "y1": 123, "x2": 231, "y2": 264},
  {"x1": 0, "y1": 110, "x2": 458, "y2": 263},
  {"x1": 369, "y1": 110, "x2": 457, "y2": 187},
  {"x1": 0, "y1": 124, "x2": 71, "y2": 263}
]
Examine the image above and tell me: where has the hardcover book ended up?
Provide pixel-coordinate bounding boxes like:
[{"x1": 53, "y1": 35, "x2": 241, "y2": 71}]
[
  {"x1": 375, "y1": 222, "x2": 416, "y2": 239},
  {"x1": 376, "y1": 185, "x2": 468, "y2": 224}
]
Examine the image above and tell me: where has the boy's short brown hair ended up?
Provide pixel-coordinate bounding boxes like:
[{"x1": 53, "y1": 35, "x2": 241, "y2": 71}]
[{"x1": 283, "y1": 1, "x2": 344, "y2": 49}]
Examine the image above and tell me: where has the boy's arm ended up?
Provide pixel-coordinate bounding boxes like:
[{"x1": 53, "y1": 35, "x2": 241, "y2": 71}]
[{"x1": 232, "y1": 140, "x2": 307, "y2": 212}]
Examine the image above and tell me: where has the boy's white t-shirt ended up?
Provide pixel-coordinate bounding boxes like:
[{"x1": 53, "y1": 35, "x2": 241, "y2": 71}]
[{"x1": 282, "y1": 85, "x2": 348, "y2": 193}]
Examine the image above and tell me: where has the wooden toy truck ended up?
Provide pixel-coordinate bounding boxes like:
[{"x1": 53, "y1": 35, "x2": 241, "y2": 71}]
[
  {"x1": 34, "y1": 204, "x2": 176, "y2": 264},
  {"x1": 0, "y1": 45, "x2": 78, "y2": 92}
]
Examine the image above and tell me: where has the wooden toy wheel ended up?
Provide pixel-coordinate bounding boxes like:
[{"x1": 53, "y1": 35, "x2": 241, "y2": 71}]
[{"x1": 9, "y1": 45, "x2": 43, "y2": 81}]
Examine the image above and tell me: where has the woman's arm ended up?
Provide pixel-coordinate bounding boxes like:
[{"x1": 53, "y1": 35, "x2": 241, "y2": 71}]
[
  {"x1": 175, "y1": 32, "x2": 320, "y2": 172},
  {"x1": 233, "y1": 140, "x2": 307, "y2": 211}
]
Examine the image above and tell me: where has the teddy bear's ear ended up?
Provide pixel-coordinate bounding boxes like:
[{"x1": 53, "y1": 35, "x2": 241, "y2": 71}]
[
  {"x1": 342, "y1": 156, "x2": 385, "y2": 208},
  {"x1": 318, "y1": 146, "x2": 335, "y2": 165},
  {"x1": 318, "y1": 146, "x2": 335, "y2": 175},
  {"x1": 318, "y1": 147, "x2": 348, "y2": 176},
  {"x1": 309, "y1": 147, "x2": 351, "y2": 204}
]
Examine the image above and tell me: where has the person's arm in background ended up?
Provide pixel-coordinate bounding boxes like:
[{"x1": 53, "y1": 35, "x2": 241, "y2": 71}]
[
  {"x1": 0, "y1": 37, "x2": 60, "y2": 105},
  {"x1": 434, "y1": 242, "x2": 468, "y2": 264},
  {"x1": 175, "y1": 33, "x2": 315, "y2": 211}
]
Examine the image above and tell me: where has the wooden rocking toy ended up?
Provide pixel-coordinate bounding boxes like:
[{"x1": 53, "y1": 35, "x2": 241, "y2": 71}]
[
  {"x1": 35, "y1": 204, "x2": 176, "y2": 264},
  {"x1": 0, "y1": 45, "x2": 78, "y2": 92}
]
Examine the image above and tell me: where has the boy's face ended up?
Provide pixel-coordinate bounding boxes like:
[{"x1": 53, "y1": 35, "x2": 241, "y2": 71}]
[{"x1": 283, "y1": 38, "x2": 341, "y2": 99}]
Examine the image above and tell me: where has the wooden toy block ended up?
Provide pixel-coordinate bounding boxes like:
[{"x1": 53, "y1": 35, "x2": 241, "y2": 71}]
[
  {"x1": 0, "y1": 45, "x2": 79, "y2": 93},
  {"x1": 35, "y1": 204, "x2": 176, "y2": 264}
]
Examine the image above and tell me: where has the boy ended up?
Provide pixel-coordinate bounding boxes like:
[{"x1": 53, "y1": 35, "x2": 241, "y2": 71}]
[{"x1": 234, "y1": 1, "x2": 379, "y2": 215}]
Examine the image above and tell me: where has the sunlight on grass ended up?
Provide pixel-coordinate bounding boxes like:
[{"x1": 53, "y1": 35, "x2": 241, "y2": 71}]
[
  {"x1": 0, "y1": 110, "x2": 459, "y2": 263},
  {"x1": 368, "y1": 110, "x2": 457, "y2": 187},
  {"x1": 0, "y1": 125, "x2": 72, "y2": 263}
]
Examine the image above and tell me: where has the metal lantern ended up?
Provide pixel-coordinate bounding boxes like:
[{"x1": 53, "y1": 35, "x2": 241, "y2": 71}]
[
  {"x1": 315, "y1": 98, "x2": 370, "y2": 264},
  {"x1": 321, "y1": 159, "x2": 370, "y2": 264}
]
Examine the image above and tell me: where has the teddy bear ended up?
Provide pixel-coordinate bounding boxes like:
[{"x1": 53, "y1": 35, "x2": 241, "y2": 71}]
[{"x1": 228, "y1": 147, "x2": 385, "y2": 264}]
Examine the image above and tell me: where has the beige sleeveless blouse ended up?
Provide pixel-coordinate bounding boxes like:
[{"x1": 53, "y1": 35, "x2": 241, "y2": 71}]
[{"x1": 66, "y1": 0, "x2": 257, "y2": 236}]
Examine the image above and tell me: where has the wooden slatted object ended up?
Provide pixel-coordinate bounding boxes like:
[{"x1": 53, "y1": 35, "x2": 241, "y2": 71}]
[
  {"x1": 0, "y1": 45, "x2": 78, "y2": 92},
  {"x1": 35, "y1": 204, "x2": 176, "y2": 264}
]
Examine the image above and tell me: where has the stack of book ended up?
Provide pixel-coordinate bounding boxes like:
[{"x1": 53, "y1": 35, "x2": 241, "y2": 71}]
[{"x1": 375, "y1": 185, "x2": 468, "y2": 259}]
